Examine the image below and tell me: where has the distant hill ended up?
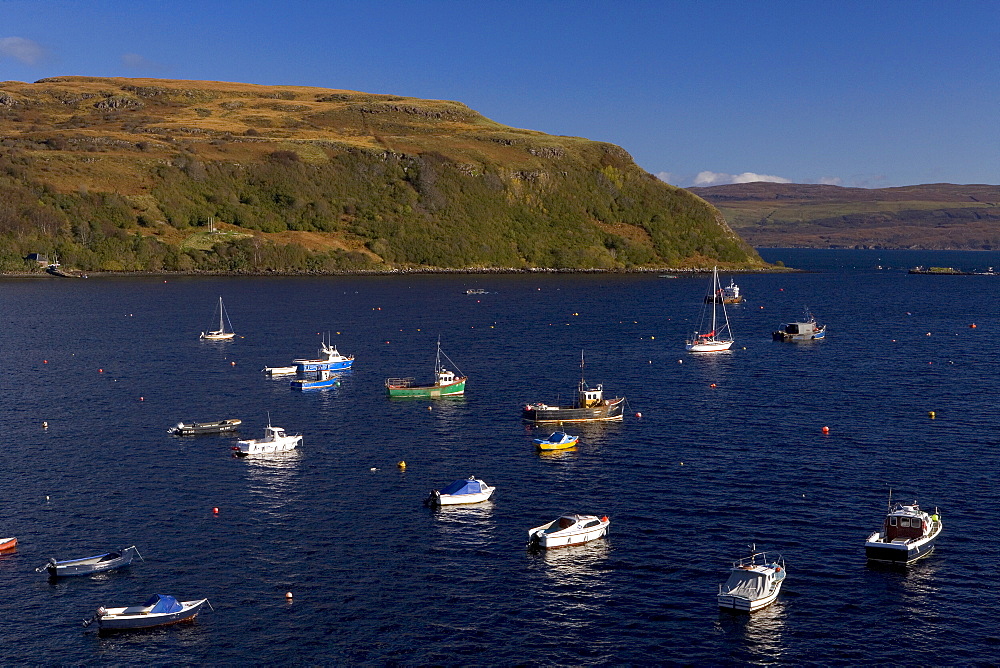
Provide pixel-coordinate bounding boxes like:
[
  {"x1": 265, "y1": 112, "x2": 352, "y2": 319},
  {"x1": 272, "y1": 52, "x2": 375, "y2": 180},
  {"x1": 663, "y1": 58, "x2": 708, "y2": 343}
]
[
  {"x1": 0, "y1": 76, "x2": 763, "y2": 274},
  {"x1": 687, "y1": 182, "x2": 1000, "y2": 249}
]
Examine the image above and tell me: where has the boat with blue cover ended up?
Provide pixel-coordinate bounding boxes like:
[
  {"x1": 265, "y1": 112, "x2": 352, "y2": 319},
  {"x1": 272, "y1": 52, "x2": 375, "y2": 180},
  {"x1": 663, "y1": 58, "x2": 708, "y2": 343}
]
[
  {"x1": 37, "y1": 545, "x2": 142, "y2": 578},
  {"x1": 773, "y1": 308, "x2": 826, "y2": 341},
  {"x1": 533, "y1": 432, "x2": 579, "y2": 450},
  {"x1": 83, "y1": 594, "x2": 211, "y2": 631},
  {"x1": 424, "y1": 477, "x2": 495, "y2": 506}
]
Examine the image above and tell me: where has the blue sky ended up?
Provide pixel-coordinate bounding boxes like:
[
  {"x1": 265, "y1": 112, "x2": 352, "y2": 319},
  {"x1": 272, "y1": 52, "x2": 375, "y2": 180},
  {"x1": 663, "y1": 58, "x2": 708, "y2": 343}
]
[{"x1": 2, "y1": 1, "x2": 998, "y2": 188}]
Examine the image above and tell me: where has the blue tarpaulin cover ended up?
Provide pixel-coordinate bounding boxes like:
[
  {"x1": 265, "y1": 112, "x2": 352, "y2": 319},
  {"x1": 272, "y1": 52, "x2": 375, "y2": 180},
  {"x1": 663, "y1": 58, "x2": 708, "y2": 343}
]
[
  {"x1": 439, "y1": 478, "x2": 482, "y2": 496},
  {"x1": 144, "y1": 594, "x2": 183, "y2": 613}
]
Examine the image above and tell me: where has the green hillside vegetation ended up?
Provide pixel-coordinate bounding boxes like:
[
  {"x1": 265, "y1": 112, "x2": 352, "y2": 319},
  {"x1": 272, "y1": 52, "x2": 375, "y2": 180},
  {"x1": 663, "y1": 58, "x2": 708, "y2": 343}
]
[
  {"x1": 688, "y1": 182, "x2": 1000, "y2": 249},
  {"x1": 0, "y1": 76, "x2": 763, "y2": 273}
]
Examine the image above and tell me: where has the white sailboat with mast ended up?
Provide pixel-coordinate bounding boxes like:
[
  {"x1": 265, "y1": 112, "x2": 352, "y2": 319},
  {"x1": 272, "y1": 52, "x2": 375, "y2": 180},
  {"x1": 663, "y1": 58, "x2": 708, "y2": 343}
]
[
  {"x1": 686, "y1": 266, "x2": 734, "y2": 352},
  {"x1": 200, "y1": 296, "x2": 236, "y2": 341}
]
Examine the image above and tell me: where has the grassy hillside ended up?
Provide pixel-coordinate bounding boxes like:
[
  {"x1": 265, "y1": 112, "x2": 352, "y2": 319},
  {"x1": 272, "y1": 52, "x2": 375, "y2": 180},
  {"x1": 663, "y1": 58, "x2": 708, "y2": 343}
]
[
  {"x1": 688, "y1": 182, "x2": 1000, "y2": 249},
  {"x1": 0, "y1": 76, "x2": 763, "y2": 273}
]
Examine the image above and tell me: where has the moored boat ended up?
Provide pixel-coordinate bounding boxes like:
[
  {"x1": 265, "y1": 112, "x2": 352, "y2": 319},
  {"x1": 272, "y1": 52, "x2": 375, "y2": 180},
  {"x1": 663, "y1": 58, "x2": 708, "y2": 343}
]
[
  {"x1": 233, "y1": 420, "x2": 302, "y2": 456},
  {"x1": 865, "y1": 497, "x2": 941, "y2": 564},
  {"x1": 424, "y1": 477, "x2": 495, "y2": 506},
  {"x1": 292, "y1": 334, "x2": 354, "y2": 372},
  {"x1": 290, "y1": 369, "x2": 341, "y2": 391},
  {"x1": 533, "y1": 431, "x2": 579, "y2": 450},
  {"x1": 528, "y1": 514, "x2": 610, "y2": 549},
  {"x1": 200, "y1": 296, "x2": 235, "y2": 340},
  {"x1": 83, "y1": 594, "x2": 211, "y2": 631},
  {"x1": 705, "y1": 277, "x2": 743, "y2": 304},
  {"x1": 168, "y1": 418, "x2": 241, "y2": 435},
  {"x1": 717, "y1": 546, "x2": 786, "y2": 612},
  {"x1": 262, "y1": 365, "x2": 297, "y2": 376},
  {"x1": 0, "y1": 537, "x2": 17, "y2": 551},
  {"x1": 386, "y1": 339, "x2": 466, "y2": 398},
  {"x1": 686, "y1": 266, "x2": 735, "y2": 352},
  {"x1": 522, "y1": 353, "x2": 624, "y2": 423},
  {"x1": 773, "y1": 308, "x2": 826, "y2": 341},
  {"x1": 37, "y1": 546, "x2": 142, "y2": 578}
]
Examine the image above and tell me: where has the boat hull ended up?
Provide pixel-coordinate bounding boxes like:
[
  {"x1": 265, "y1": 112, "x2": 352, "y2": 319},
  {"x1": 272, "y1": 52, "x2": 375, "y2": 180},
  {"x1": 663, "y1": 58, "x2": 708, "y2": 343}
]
[
  {"x1": 290, "y1": 377, "x2": 340, "y2": 391},
  {"x1": 686, "y1": 339, "x2": 734, "y2": 352},
  {"x1": 717, "y1": 585, "x2": 782, "y2": 612},
  {"x1": 44, "y1": 546, "x2": 139, "y2": 577},
  {"x1": 294, "y1": 358, "x2": 353, "y2": 372},
  {"x1": 865, "y1": 528, "x2": 940, "y2": 564},
  {"x1": 528, "y1": 517, "x2": 610, "y2": 549},
  {"x1": 432, "y1": 488, "x2": 494, "y2": 505},
  {"x1": 200, "y1": 332, "x2": 234, "y2": 341},
  {"x1": 534, "y1": 436, "x2": 579, "y2": 450},
  {"x1": 169, "y1": 419, "x2": 241, "y2": 435},
  {"x1": 0, "y1": 537, "x2": 16, "y2": 551},
  {"x1": 522, "y1": 397, "x2": 624, "y2": 423},
  {"x1": 95, "y1": 599, "x2": 208, "y2": 631},
  {"x1": 235, "y1": 435, "x2": 302, "y2": 455},
  {"x1": 387, "y1": 378, "x2": 466, "y2": 398}
]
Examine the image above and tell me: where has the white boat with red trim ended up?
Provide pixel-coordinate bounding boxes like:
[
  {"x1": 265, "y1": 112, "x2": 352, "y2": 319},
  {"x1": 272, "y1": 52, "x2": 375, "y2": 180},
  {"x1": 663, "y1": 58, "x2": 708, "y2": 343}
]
[
  {"x1": 686, "y1": 266, "x2": 735, "y2": 352},
  {"x1": 527, "y1": 513, "x2": 610, "y2": 549},
  {"x1": 865, "y1": 497, "x2": 941, "y2": 564}
]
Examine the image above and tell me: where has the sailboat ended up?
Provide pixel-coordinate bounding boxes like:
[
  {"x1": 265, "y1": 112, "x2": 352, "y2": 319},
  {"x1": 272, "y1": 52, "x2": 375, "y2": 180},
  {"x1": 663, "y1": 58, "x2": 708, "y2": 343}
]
[
  {"x1": 385, "y1": 338, "x2": 467, "y2": 398},
  {"x1": 686, "y1": 266, "x2": 734, "y2": 352},
  {"x1": 200, "y1": 297, "x2": 236, "y2": 341}
]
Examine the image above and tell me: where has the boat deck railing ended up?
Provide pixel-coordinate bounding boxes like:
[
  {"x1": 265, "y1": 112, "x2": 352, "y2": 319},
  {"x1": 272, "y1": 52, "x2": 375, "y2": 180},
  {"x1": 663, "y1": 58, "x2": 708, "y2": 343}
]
[{"x1": 386, "y1": 377, "x2": 415, "y2": 388}]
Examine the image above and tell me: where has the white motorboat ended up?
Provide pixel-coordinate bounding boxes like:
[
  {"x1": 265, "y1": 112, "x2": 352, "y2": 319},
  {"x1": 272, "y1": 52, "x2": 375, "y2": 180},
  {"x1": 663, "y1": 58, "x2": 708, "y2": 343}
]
[
  {"x1": 718, "y1": 546, "x2": 786, "y2": 612},
  {"x1": 83, "y1": 594, "x2": 210, "y2": 631},
  {"x1": 527, "y1": 513, "x2": 610, "y2": 549},
  {"x1": 865, "y1": 496, "x2": 942, "y2": 564},
  {"x1": 686, "y1": 266, "x2": 735, "y2": 352},
  {"x1": 200, "y1": 296, "x2": 236, "y2": 340},
  {"x1": 234, "y1": 421, "x2": 301, "y2": 456},
  {"x1": 425, "y1": 477, "x2": 495, "y2": 506},
  {"x1": 262, "y1": 365, "x2": 297, "y2": 376}
]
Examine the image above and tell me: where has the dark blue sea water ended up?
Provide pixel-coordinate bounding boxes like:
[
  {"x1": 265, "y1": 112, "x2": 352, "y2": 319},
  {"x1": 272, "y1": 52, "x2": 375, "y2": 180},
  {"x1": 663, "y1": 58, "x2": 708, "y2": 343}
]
[{"x1": 2, "y1": 249, "x2": 1000, "y2": 664}]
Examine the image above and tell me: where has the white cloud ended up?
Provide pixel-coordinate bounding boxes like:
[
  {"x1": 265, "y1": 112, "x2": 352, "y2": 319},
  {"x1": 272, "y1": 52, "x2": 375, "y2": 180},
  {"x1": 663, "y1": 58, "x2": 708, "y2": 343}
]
[
  {"x1": 655, "y1": 171, "x2": 676, "y2": 184},
  {"x1": 817, "y1": 176, "x2": 843, "y2": 186},
  {"x1": 0, "y1": 37, "x2": 45, "y2": 66},
  {"x1": 692, "y1": 171, "x2": 791, "y2": 186}
]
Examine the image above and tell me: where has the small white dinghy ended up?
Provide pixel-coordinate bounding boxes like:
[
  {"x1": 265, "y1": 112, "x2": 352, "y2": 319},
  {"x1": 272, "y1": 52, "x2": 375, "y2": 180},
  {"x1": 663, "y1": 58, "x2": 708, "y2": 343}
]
[
  {"x1": 425, "y1": 477, "x2": 495, "y2": 506},
  {"x1": 717, "y1": 545, "x2": 786, "y2": 612},
  {"x1": 233, "y1": 420, "x2": 301, "y2": 456},
  {"x1": 83, "y1": 594, "x2": 211, "y2": 631},
  {"x1": 527, "y1": 513, "x2": 610, "y2": 549}
]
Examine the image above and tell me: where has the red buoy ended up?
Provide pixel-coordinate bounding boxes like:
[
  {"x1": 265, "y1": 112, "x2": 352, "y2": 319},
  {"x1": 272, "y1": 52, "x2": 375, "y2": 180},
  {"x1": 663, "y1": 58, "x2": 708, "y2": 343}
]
[
  {"x1": 822, "y1": 426, "x2": 830, "y2": 433},
  {"x1": 212, "y1": 507, "x2": 219, "y2": 514}
]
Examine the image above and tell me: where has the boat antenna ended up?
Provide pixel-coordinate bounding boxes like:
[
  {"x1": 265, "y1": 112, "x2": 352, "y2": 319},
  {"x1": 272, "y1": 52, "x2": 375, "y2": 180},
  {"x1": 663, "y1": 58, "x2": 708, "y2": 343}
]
[
  {"x1": 267, "y1": 411, "x2": 271, "y2": 428},
  {"x1": 580, "y1": 350, "x2": 586, "y2": 389},
  {"x1": 887, "y1": 486, "x2": 893, "y2": 512}
]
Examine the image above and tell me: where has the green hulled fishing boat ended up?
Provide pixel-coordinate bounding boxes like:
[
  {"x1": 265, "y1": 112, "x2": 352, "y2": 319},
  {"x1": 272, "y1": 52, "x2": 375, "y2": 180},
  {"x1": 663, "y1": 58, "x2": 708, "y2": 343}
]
[{"x1": 385, "y1": 339, "x2": 467, "y2": 398}]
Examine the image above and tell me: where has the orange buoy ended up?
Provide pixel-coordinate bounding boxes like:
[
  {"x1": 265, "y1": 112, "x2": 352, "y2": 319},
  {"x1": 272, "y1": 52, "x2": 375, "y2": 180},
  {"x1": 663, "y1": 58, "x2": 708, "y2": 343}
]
[
  {"x1": 43, "y1": 360, "x2": 48, "y2": 364},
  {"x1": 970, "y1": 323, "x2": 977, "y2": 328},
  {"x1": 710, "y1": 383, "x2": 717, "y2": 388},
  {"x1": 822, "y1": 426, "x2": 830, "y2": 433},
  {"x1": 98, "y1": 369, "x2": 103, "y2": 373},
  {"x1": 230, "y1": 361, "x2": 236, "y2": 366}
]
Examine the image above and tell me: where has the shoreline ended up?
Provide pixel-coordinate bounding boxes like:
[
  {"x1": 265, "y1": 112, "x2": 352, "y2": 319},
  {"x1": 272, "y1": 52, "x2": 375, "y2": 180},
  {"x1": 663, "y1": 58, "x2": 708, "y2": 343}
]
[{"x1": 0, "y1": 265, "x2": 797, "y2": 279}]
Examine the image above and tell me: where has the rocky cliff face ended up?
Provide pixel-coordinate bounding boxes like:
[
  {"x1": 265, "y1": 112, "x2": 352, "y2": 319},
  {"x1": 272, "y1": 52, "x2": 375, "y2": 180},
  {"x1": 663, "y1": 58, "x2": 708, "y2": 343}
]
[{"x1": 0, "y1": 76, "x2": 763, "y2": 272}]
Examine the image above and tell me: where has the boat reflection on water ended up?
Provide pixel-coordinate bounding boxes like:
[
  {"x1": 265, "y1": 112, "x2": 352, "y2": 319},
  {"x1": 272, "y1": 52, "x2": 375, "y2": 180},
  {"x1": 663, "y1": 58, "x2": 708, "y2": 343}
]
[
  {"x1": 865, "y1": 558, "x2": 941, "y2": 616},
  {"x1": 430, "y1": 502, "x2": 496, "y2": 549},
  {"x1": 528, "y1": 541, "x2": 613, "y2": 622},
  {"x1": 715, "y1": 599, "x2": 788, "y2": 662}
]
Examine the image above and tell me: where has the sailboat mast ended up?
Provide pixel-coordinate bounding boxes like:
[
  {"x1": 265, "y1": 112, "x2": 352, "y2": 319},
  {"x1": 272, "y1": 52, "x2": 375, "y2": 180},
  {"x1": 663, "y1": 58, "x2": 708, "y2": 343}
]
[
  {"x1": 711, "y1": 267, "x2": 718, "y2": 335},
  {"x1": 218, "y1": 296, "x2": 225, "y2": 332}
]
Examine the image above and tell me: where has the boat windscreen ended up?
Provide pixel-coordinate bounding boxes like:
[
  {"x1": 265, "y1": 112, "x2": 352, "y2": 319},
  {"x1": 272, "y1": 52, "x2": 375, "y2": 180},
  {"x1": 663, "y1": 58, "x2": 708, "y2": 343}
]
[{"x1": 439, "y1": 479, "x2": 482, "y2": 496}]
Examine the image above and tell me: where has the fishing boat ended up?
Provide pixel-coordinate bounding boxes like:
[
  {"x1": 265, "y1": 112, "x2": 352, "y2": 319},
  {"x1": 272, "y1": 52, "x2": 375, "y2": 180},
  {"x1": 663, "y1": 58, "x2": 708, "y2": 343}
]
[
  {"x1": 292, "y1": 334, "x2": 354, "y2": 372},
  {"x1": 522, "y1": 353, "x2": 624, "y2": 423},
  {"x1": 533, "y1": 432, "x2": 579, "y2": 450},
  {"x1": 527, "y1": 514, "x2": 610, "y2": 549},
  {"x1": 705, "y1": 277, "x2": 743, "y2": 304},
  {"x1": 233, "y1": 420, "x2": 302, "y2": 456},
  {"x1": 37, "y1": 546, "x2": 142, "y2": 578},
  {"x1": 262, "y1": 365, "x2": 297, "y2": 376},
  {"x1": 865, "y1": 495, "x2": 942, "y2": 564},
  {"x1": 773, "y1": 308, "x2": 827, "y2": 341},
  {"x1": 168, "y1": 418, "x2": 241, "y2": 435},
  {"x1": 424, "y1": 477, "x2": 495, "y2": 506},
  {"x1": 386, "y1": 339, "x2": 466, "y2": 398},
  {"x1": 717, "y1": 545, "x2": 786, "y2": 612},
  {"x1": 290, "y1": 369, "x2": 340, "y2": 391},
  {"x1": 199, "y1": 296, "x2": 235, "y2": 340},
  {"x1": 0, "y1": 537, "x2": 16, "y2": 551},
  {"x1": 83, "y1": 594, "x2": 211, "y2": 631},
  {"x1": 686, "y1": 266, "x2": 735, "y2": 352}
]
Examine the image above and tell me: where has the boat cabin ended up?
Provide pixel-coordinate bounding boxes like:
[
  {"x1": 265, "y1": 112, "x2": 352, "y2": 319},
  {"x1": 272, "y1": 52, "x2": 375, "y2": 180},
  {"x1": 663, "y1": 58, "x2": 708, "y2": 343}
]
[
  {"x1": 884, "y1": 503, "x2": 932, "y2": 541},
  {"x1": 577, "y1": 382, "x2": 605, "y2": 408},
  {"x1": 436, "y1": 368, "x2": 456, "y2": 385},
  {"x1": 779, "y1": 321, "x2": 819, "y2": 336}
]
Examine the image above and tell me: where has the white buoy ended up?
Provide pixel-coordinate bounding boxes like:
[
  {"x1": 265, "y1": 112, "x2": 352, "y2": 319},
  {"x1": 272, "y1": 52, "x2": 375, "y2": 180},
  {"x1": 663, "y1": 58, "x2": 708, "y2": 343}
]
[{"x1": 285, "y1": 592, "x2": 293, "y2": 600}]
